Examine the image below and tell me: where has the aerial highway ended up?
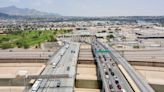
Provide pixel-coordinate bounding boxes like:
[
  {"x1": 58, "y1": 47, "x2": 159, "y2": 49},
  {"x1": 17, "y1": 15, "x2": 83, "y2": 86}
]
[
  {"x1": 92, "y1": 41, "x2": 134, "y2": 92},
  {"x1": 49, "y1": 42, "x2": 79, "y2": 92},
  {"x1": 29, "y1": 37, "x2": 155, "y2": 92},
  {"x1": 30, "y1": 42, "x2": 80, "y2": 92},
  {"x1": 96, "y1": 40, "x2": 155, "y2": 92}
]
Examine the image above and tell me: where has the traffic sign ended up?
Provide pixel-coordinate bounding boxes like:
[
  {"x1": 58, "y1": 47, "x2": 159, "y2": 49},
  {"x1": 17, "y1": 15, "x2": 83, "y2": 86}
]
[{"x1": 96, "y1": 50, "x2": 110, "y2": 53}]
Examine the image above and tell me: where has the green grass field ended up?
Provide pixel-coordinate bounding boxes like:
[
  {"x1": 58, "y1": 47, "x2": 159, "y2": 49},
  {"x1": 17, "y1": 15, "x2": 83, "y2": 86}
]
[{"x1": 0, "y1": 30, "x2": 70, "y2": 49}]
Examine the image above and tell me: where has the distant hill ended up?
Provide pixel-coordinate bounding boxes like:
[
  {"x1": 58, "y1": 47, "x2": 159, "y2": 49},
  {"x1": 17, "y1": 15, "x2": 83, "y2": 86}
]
[
  {"x1": 0, "y1": 5, "x2": 60, "y2": 17},
  {"x1": 0, "y1": 12, "x2": 13, "y2": 19},
  {"x1": 0, "y1": 12, "x2": 26, "y2": 19},
  {"x1": 0, "y1": 12, "x2": 9, "y2": 17}
]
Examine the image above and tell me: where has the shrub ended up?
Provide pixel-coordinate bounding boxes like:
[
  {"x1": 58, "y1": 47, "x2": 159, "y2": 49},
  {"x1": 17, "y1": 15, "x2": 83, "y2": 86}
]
[
  {"x1": 133, "y1": 45, "x2": 139, "y2": 49},
  {"x1": 0, "y1": 43, "x2": 15, "y2": 49}
]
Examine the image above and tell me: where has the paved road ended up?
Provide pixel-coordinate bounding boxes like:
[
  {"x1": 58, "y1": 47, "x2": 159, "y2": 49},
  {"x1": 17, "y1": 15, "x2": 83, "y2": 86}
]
[
  {"x1": 0, "y1": 52, "x2": 53, "y2": 59},
  {"x1": 33, "y1": 42, "x2": 80, "y2": 92},
  {"x1": 99, "y1": 40, "x2": 155, "y2": 92},
  {"x1": 50, "y1": 42, "x2": 79, "y2": 92},
  {"x1": 92, "y1": 41, "x2": 134, "y2": 92}
]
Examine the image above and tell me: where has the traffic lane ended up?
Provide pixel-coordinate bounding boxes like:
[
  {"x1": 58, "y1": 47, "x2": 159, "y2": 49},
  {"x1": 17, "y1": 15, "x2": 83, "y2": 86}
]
[
  {"x1": 49, "y1": 45, "x2": 66, "y2": 64},
  {"x1": 54, "y1": 44, "x2": 77, "y2": 76},
  {"x1": 46, "y1": 79, "x2": 73, "y2": 92},
  {"x1": 104, "y1": 55, "x2": 133, "y2": 91},
  {"x1": 52, "y1": 44, "x2": 74, "y2": 74},
  {"x1": 103, "y1": 50, "x2": 134, "y2": 92},
  {"x1": 38, "y1": 70, "x2": 54, "y2": 92},
  {"x1": 49, "y1": 52, "x2": 76, "y2": 91},
  {"x1": 98, "y1": 53, "x2": 119, "y2": 92},
  {"x1": 54, "y1": 43, "x2": 77, "y2": 74},
  {"x1": 37, "y1": 44, "x2": 72, "y2": 92},
  {"x1": 109, "y1": 61, "x2": 134, "y2": 92},
  {"x1": 99, "y1": 49, "x2": 133, "y2": 91},
  {"x1": 95, "y1": 43, "x2": 133, "y2": 92},
  {"x1": 52, "y1": 87, "x2": 72, "y2": 92},
  {"x1": 107, "y1": 60, "x2": 130, "y2": 92},
  {"x1": 96, "y1": 52, "x2": 113, "y2": 92},
  {"x1": 96, "y1": 58, "x2": 111, "y2": 92},
  {"x1": 60, "y1": 79, "x2": 74, "y2": 88},
  {"x1": 38, "y1": 63, "x2": 60, "y2": 92},
  {"x1": 94, "y1": 43, "x2": 126, "y2": 91},
  {"x1": 43, "y1": 44, "x2": 72, "y2": 92},
  {"x1": 50, "y1": 44, "x2": 78, "y2": 92},
  {"x1": 93, "y1": 43, "x2": 119, "y2": 92}
]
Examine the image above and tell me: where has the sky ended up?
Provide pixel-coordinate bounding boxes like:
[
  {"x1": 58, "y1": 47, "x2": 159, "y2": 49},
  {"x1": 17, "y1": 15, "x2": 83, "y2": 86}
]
[{"x1": 0, "y1": 0, "x2": 164, "y2": 16}]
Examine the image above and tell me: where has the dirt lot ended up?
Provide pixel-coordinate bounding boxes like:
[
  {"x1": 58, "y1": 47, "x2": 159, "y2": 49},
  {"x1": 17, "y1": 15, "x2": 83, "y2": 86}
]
[
  {"x1": 134, "y1": 66, "x2": 164, "y2": 85},
  {"x1": 0, "y1": 86, "x2": 24, "y2": 92},
  {"x1": 75, "y1": 88, "x2": 100, "y2": 92},
  {"x1": 0, "y1": 63, "x2": 45, "y2": 78}
]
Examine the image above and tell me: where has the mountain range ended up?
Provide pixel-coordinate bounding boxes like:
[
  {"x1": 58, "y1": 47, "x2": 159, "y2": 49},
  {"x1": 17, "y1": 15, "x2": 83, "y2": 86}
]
[{"x1": 0, "y1": 5, "x2": 60, "y2": 17}]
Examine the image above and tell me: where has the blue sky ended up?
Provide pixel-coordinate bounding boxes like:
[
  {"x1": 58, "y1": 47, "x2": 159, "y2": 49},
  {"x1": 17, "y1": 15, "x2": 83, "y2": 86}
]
[{"x1": 0, "y1": 0, "x2": 164, "y2": 16}]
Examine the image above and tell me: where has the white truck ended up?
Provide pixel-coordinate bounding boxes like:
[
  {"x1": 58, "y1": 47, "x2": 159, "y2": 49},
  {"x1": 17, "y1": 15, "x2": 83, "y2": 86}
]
[
  {"x1": 32, "y1": 79, "x2": 42, "y2": 92},
  {"x1": 52, "y1": 55, "x2": 61, "y2": 68}
]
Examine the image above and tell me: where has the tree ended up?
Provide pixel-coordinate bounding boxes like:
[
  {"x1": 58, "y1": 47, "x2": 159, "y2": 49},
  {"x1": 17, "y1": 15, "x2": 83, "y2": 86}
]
[
  {"x1": 133, "y1": 45, "x2": 139, "y2": 49},
  {"x1": 109, "y1": 31, "x2": 113, "y2": 33},
  {"x1": 107, "y1": 34, "x2": 114, "y2": 39},
  {"x1": 24, "y1": 43, "x2": 30, "y2": 49}
]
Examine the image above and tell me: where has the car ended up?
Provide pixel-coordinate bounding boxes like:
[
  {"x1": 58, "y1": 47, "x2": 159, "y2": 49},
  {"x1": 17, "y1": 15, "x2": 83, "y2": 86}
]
[
  {"x1": 52, "y1": 63, "x2": 56, "y2": 68},
  {"x1": 107, "y1": 64, "x2": 111, "y2": 71},
  {"x1": 103, "y1": 68, "x2": 107, "y2": 71},
  {"x1": 114, "y1": 76, "x2": 118, "y2": 79},
  {"x1": 111, "y1": 71, "x2": 115, "y2": 76},
  {"x1": 105, "y1": 72, "x2": 108, "y2": 75},
  {"x1": 109, "y1": 68, "x2": 111, "y2": 71},
  {"x1": 102, "y1": 64, "x2": 106, "y2": 67},
  {"x1": 109, "y1": 84, "x2": 113, "y2": 89},
  {"x1": 56, "y1": 80, "x2": 61, "y2": 87},
  {"x1": 105, "y1": 74, "x2": 109, "y2": 78},
  {"x1": 109, "y1": 85, "x2": 114, "y2": 92},
  {"x1": 71, "y1": 50, "x2": 75, "y2": 53},
  {"x1": 105, "y1": 72, "x2": 109, "y2": 78},
  {"x1": 112, "y1": 63, "x2": 115, "y2": 66},
  {"x1": 117, "y1": 84, "x2": 121, "y2": 89},
  {"x1": 121, "y1": 89, "x2": 126, "y2": 92},
  {"x1": 103, "y1": 55, "x2": 106, "y2": 61},
  {"x1": 67, "y1": 66, "x2": 70, "y2": 71},
  {"x1": 114, "y1": 76, "x2": 119, "y2": 84}
]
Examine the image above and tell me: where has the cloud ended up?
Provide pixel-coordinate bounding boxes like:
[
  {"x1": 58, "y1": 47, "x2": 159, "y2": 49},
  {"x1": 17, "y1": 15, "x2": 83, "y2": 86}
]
[{"x1": 9, "y1": 0, "x2": 21, "y2": 3}]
